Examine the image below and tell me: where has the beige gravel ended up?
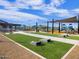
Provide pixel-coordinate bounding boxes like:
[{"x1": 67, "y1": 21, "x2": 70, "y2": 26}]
[
  {"x1": 65, "y1": 45, "x2": 79, "y2": 59},
  {"x1": 0, "y1": 33, "x2": 41, "y2": 59}
]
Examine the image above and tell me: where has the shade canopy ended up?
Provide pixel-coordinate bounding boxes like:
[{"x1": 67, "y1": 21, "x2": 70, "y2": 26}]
[
  {"x1": 0, "y1": 20, "x2": 21, "y2": 26},
  {"x1": 49, "y1": 16, "x2": 78, "y2": 23}
]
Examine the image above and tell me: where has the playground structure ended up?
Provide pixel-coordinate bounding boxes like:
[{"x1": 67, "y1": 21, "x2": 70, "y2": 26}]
[{"x1": 35, "y1": 16, "x2": 79, "y2": 34}]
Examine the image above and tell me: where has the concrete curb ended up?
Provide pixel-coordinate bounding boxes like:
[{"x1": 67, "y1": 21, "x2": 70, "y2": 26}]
[{"x1": 2, "y1": 34, "x2": 46, "y2": 59}]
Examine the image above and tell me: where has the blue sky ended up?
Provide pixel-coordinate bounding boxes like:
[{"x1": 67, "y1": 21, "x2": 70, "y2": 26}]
[{"x1": 0, "y1": 0, "x2": 79, "y2": 26}]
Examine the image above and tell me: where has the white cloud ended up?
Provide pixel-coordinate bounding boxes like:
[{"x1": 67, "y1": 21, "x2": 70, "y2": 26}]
[
  {"x1": 43, "y1": 7, "x2": 70, "y2": 15},
  {"x1": 0, "y1": 9, "x2": 47, "y2": 23},
  {"x1": 15, "y1": 0, "x2": 65, "y2": 13},
  {"x1": 72, "y1": 9, "x2": 79, "y2": 14},
  {"x1": 40, "y1": 0, "x2": 65, "y2": 15},
  {"x1": 58, "y1": 8, "x2": 79, "y2": 18},
  {"x1": 55, "y1": 9, "x2": 75, "y2": 17},
  {"x1": 0, "y1": 0, "x2": 76, "y2": 18},
  {"x1": 15, "y1": 0, "x2": 46, "y2": 10},
  {"x1": 51, "y1": 0, "x2": 65, "y2": 6},
  {"x1": 0, "y1": 0, "x2": 65, "y2": 12},
  {"x1": 0, "y1": 0, "x2": 18, "y2": 10}
]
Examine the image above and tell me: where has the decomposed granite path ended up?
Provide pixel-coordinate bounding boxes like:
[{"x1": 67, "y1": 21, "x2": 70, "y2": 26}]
[
  {"x1": 0, "y1": 33, "x2": 42, "y2": 59},
  {"x1": 64, "y1": 45, "x2": 79, "y2": 59}
]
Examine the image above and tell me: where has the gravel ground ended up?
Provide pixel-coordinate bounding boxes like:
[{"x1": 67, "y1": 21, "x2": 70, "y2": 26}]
[
  {"x1": 65, "y1": 45, "x2": 79, "y2": 59},
  {"x1": 0, "y1": 33, "x2": 41, "y2": 59}
]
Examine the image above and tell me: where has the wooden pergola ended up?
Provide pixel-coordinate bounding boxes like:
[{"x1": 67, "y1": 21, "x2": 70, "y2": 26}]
[{"x1": 47, "y1": 16, "x2": 79, "y2": 34}]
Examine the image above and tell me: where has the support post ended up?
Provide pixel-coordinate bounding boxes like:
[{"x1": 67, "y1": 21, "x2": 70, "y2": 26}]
[
  {"x1": 15, "y1": 26, "x2": 17, "y2": 31},
  {"x1": 52, "y1": 19, "x2": 54, "y2": 34},
  {"x1": 9, "y1": 25, "x2": 13, "y2": 33},
  {"x1": 36, "y1": 22, "x2": 38, "y2": 32},
  {"x1": 18, "y1": 25, "x2": 21, "y2": 30},
  {"x1": 59, "y1": 22, "x2": 61, "y2": 33},
  {"x1": 77, "y1": 15, "x2": 79, "y2": 34},
  {"x1": 47, "y1": 21, "x2": 49, "y2": 32}
]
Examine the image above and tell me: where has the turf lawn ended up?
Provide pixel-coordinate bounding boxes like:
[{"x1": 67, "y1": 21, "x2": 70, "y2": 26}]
[
  {"x1": 34, "y1": 32, "x2": 79, "y2": 40},
  {"x1": 5, "y1": 34, "x2": 72, "y2": 59},
  {"x1": 34, "y1": 32, "x2": 59, "y2": 37},
  {"x1": 67, "y1": 36, "x2": 79, "y2": 40}
]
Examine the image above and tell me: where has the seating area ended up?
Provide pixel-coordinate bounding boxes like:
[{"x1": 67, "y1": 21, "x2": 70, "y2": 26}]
[
  {"x1": 34, "y1": 16, "x2": 79, "y2": 35},
  {"x1": 31, "y1": 39, "x2": 52, "y2": 46},
  {"x1": 40, "y1": 39, "x2": 51, "y2": 43},
  {"x1": 60, "y1": 34, "x2": 69, "y2": 38},
  {"x1": 31, "y1": 41, "x2": 43, "y2": 46}
]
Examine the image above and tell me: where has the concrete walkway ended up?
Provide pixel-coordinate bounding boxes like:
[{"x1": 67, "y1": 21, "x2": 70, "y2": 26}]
[{"x1": 14, "y1": 31, "x2": 79, "y2": 45}]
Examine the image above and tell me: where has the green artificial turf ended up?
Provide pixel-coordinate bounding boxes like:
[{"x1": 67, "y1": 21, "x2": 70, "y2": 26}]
[
  {"x1": 34, "y1": 32, "x2": 59, "y2": 37},
  {"x1": 67, "y1": 36, "x2": 79, "y2": 40},
  {"x1": 34, "y1": 32, "x2": 79, "y2": 40},
  {"x1": 5, "y1": 34, "x2": 72, "y2": 59}
]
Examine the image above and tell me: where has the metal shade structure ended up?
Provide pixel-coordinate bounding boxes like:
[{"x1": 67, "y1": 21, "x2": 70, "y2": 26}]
[
  {"x1": 48, "y1": 16, "x2": 77, "y2": 23},
  {"x1": 47, "y1": 16, "x2": 79, "y2": 34},
  {"x1": 54, "y1": 16, "x2": 77, "y2": 23},
  {"x1": 0, "y1": 19, "x2": 21, "y2": 32},
  {"x1": 0, "y1": 19, "x2": 21, "y2": 26},
  {"x1": 54, "y1": 16, "x2": 79, "y2": 34}
]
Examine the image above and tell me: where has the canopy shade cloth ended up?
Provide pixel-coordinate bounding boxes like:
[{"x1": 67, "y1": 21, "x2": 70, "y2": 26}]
[
  {"x1": 55, "y1": 16, "x2": 77, "y2": 23},
  {"x1": 0, "y1": 19, "x2": 21, "y2": 26},
  {"x1": 46, "y1": 16, "x2": 79, "y2": 34},
  {"x1": 0, "y1": 19, "x2": 21, "y2": 32},
  {"x1": 48, "y1": 16, "x2": 78, "y2": 23}
]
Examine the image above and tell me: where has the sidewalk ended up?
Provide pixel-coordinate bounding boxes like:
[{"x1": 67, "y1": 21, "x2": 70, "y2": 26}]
[
  {"x1": 0, "y1": 33, "x2": 41, "y2": 59},
  {"x1": 14, "y1": 31, "x2": 79, "y2": 45}
]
